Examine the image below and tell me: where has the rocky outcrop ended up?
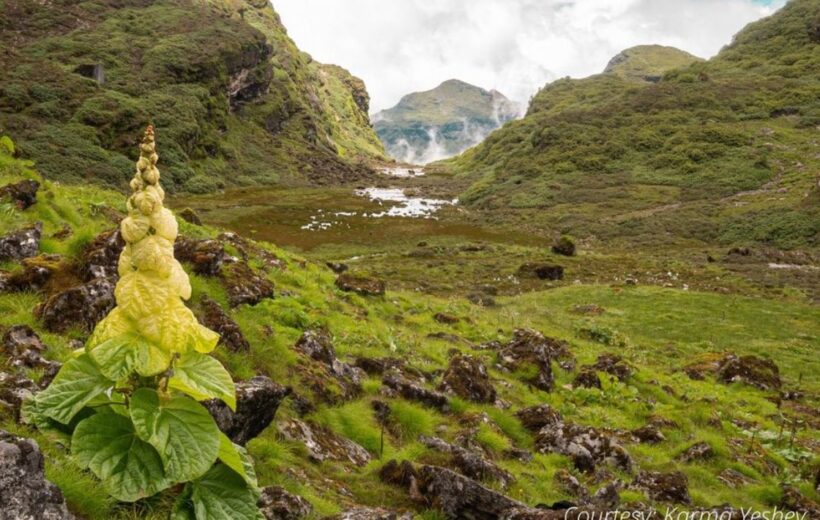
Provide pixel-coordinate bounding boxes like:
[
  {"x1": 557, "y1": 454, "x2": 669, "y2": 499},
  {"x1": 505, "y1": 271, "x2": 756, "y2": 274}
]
[
  {"x1": 206, "y1": 376, "x2": 291, "y2": 446},
  {"x1": 591, "y1": 354, "x2": 632, "y2": 382},
  {"x1": 198, "y1": 296, "x2": 249, "y2": 352},
  {"x1": 335, "y1": 274, "x2": 386, "y2": 296},
  {"x1": 419, "y1": 435, "x2": 514, "y2": 488},
  {"x1": 0, "y1": 179, "x2": 39, "y2": 210},
  {"x1": 517, "y1": 263, "x2": 564, "y2": 281},
  {"x1": 717, "y1": 355, "x2": 781, "y2": 391},
  {"x1": 0, "y1": 223, "x2": 42, "y2": 262},
  {"x1": 278, "y1": 419, "x2": 371, "y2": 466},
  {"x1": 382, "y1": 369, "x2": 450, "y2": 411},
  {"x1": 294, "y1": 329, "x2": 363, "y2": 401},
  {"x1": 498, "y1": 329, "x2": 574, "y2": 391},
  {"x1": 684, "y1": 354, "x2": 781, "y2": 391},
  {"x1": 631, "y1": 471, "x2": 691, "y2": 504},
  {"x1": 534, "y1": 421, "x2": 632, "y2": 473},
  {"x1": 222, "y1": 261, "x2": 275, "y2": 307},
  {"x1": 573, "y1": 368, "x2": 602, "y2": 389},
  {"x1": 677, "y1": 442, "x2": 713, "y2": 462},
  {"x1": 516, "y1": 405, "x2": 562, "y2": 432},
  {"x1": 0, "y1": 254, "x2": 62, "y2": 294},
  {"x1": 2, "y1": 325, "x2": 59, "y2": 373},
  {"x1": 80, "y1": 229, "x2": 124, "y2": 281},
  {"x1": 631, "y1": 425, "x2": 665, "y2": 444},
  {"x1": 328, "y1": 508, "x2": 413, "y2": 520},
  {"x1": 35, "y1": 277, "x2": 116, "y2": 333},
  {"x1": 174, "y1": 238, "x2": 229, "y2": 276},
  {"x1": 0, "y1": 430, "x2": 75, "y2": 519},
  {"x1": 417, "y1": 465, "x2": 526, "y2": 519},
  {"x1": 438, "y1": 354, "x2": 497, "y2": 404},
  {"x1": 551, "y1": 237, "x2": 576, "y2": 257},
  {"x1": 258, "y1": 486, "x2": 312, "y2": 520}
]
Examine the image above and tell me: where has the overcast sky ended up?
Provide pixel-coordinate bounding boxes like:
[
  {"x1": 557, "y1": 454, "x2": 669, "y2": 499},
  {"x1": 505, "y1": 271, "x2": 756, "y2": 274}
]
[{"x1": 274, "y1": 0, "x2": 784, "y2": 113}]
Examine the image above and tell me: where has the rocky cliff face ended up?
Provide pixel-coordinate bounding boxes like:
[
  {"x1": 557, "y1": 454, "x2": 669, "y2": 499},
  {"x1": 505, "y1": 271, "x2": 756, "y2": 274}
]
[
  {"x1": 0, "y1": 0, "x2": 384, "y2": 192},
  {"x1": 373, "y1": 79, "x2": 521, "y2": 164}
]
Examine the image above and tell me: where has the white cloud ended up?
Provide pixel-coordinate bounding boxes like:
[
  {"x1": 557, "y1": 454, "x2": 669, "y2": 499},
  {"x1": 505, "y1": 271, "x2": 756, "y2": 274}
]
[{"x1": 273, "y1": 0, "x2": 783, "y2": 112}]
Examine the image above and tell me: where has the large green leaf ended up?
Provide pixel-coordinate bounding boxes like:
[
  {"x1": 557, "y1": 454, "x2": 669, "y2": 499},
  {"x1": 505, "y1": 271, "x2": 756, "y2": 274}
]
[
  {"x1": 190, "y1": 464, "x2": 263, "y2": 520},
  {"x1": 72, "y1": 411, "x2": 168, "y2": 502},
  {"x1": 129, "y1": 388, "x2": 220, "y2": 483},
  {"x1": 168, "y1": 353, "x2": 236, "y2": 410},
  {"x1": 88, "y1": 333, "x2": 171, "y2": 379},
  {"x1": 217, "y1": 433, "x2": 258, "y2": 489},
  {"x1": 36, "y1": 354, "x2": 113, "y2": 424}
]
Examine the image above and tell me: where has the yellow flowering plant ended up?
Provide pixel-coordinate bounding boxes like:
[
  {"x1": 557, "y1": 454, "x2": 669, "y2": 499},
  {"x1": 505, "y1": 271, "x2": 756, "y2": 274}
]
[{"x1": 28, "y1": 126, "x2": 262, "y2": 519}]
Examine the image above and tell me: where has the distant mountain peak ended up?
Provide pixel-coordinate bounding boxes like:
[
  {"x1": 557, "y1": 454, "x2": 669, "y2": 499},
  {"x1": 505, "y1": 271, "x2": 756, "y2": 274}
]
[{"x1": 373, "y1": 80, "x2": 521, "y2": 164}]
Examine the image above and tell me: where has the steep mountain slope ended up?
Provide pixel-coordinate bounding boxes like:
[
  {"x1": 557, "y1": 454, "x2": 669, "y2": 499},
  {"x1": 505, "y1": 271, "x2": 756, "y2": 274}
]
[
  {"x1": 604, "y1": 45, "x2": 703, "y2": 82},
  {"x1": 0, "y1": 0, "x2": 385, "y2": 192},
  {"x1": 373, "y1": 79, "x2": 521, "y2": 164},
  {"x1": 446, "y1": 0, "x2": 820, "y2": 250}
]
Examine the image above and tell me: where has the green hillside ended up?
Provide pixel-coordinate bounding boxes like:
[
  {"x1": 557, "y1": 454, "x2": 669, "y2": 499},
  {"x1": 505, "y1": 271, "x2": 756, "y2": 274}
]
[
  {"x1": 445, "y1": 0, "x2": 820, "y2": 251},
  {"x1": 604, "y1": 45, "x2": 703, "y2": 82},
  {"x1": 2, "y1": 135, "x2": 818, "y2": 519},
  {"x1": 0, "y1": 0, "x2": 385, "y2": 193},
  {"x1": 374, "y1": 79, "x2": 521, "y2": 163}
]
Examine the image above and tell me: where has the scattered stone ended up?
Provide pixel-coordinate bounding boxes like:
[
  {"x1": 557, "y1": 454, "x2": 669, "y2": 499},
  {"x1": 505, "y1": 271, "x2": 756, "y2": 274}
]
[
  {"x1": 589, "y1": 481, "x2": 622, "y2": 509},
  {"x1": 2, "y1": 325, "x2": 58, "y2": 373},
  {"x1": 677, "y1": 442, "x2": 713, "y2": 463},
  {"x1": 717, "y1": 468, "x2": 754, "y2": 489},
  {"x1": 206, "y1": 376, "x2": 291, "y2": 446},
  {"x1": 631, "y1": 471, "x2": 691, "y2": 504},
  {"x1": 218, "y1": 232, "x2": 285, "y2": 270},
  {"x1": 258, "y1": 485, "x2": 313, "y2": 520},
  {"x1": 534, "y1": 421, "x2": 632, "y2": 473},
  {"x1": 516, "y1": 405, "x2": 562, "y2": 432},
  {"x1": 177, "y1": 207, "x2": 202, "y2": 226},
  {"x1": 278, "y1": 419, "x2": 371, "y2": 466},
  {"x1": 779, "y1": 485, "x2": 820, "y2": 517},
  {"x1": 552, "y1": 237, "x2": 576, "y2": 257},
  {"x1": 380, "y1": 459, "x2": 419, "y2": 488},
  {"x1": 717, "y1": 355, "x2": 781, "y2": 391},
  {"x1": 504, "y1": 448, "x2": 533, "y2": 463},
  {"x1": 592, "y1": 354, "x2": 631, "y2": 382},
  {"x1": 434, "y1": 312, "x2": 460, "y2": 324},
  {"x1": 683, "y1": 353, "x2": 728, "y2": 381},
  {"x1": 295, "y1": 329, "x2": 363, "y2": 394},
  {"x1": 81, "y1": 229, "x2": 124, "y2": 281},
  {"x1": 0, "y1": 222, "x2": 42, "y2": 262},
  {"x1": 222, "y1": 261, "x2": 275, "y2": 307},
  {"x1": 326, "y1": 262, "x2": 349, "y2": 274},
  {"x1": 517, "y1": 263, "x2": 564, "y2": 281},
  {"x1": 419, "y1": 435, "x2": 515, "y2": 488},
  {"x1": 335, "y1": 273, "x2": 386, "y2": 296},
  {"x1": 198, "y1": 296, "x2": 250, "y2": 352},
  {"x1": 328, "y1": 508, "x2": 413, "y2": 520},
  {"x1": 0, "y1": 372, "x2": 38, "y2": 420},
  {"x1": 382, "y1": 369, "x2": 449, "y2": 411},
  {"x1": 355, "y1": 356, "x2": 406, "y2": 376},
  {"x1": 35, "y1": 277, "x2": 116, "y2": 333},
  {"x1": 631, "y1": 425, "x2": 665, "y2": 444},
  {"x1": 51, "y1": 225, "x2": 73, "y2": 240},
  {"x1": 467, "y1": 292, "x2": 496, "y2": 307},
  {"x1": 498, "y1": 329, "x2": 574, "y2": 391},
  {"x1": 0, "y1": 254, "x2": 60, "y2": 293},
  {"x1": 0, "y1": 179, "x2": 39, "y2": 210},
  {"x1": 417, "y1": 465, "x2": 526, "y2": 519},
  {"x1": 174, "y1": 238, "x2": 228, "y2": 276},
  {"x1": 573, "y1": 368, "x2": 602, "y2": 389},
  {"x1": 438, "y1": 354, "x2": 497, "y2": 404},
  {"x1": 0, "y1": 430, "x2": 75, "y2": 519},
  {"x1": 553, "y1": 469, "x2": 588, "y2": 498}
]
